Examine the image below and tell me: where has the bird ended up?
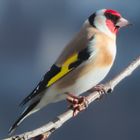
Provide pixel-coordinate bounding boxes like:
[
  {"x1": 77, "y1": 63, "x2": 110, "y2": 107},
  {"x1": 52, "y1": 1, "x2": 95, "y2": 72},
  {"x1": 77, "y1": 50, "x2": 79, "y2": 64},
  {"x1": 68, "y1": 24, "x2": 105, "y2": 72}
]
[{"x1": 9, "y1": 9, "x2": 130, "y2": 134}]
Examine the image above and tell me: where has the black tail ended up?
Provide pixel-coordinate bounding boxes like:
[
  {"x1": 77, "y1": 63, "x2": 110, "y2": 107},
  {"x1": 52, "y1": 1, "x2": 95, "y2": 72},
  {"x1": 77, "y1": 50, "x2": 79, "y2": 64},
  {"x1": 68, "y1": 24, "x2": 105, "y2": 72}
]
[{"x1": 9, "y1": 100, "x2": 39, "y2": 134}]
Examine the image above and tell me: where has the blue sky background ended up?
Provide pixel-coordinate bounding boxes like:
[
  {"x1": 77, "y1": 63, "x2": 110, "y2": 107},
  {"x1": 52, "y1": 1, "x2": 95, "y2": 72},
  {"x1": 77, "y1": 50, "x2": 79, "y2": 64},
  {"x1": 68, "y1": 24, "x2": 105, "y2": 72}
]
[{"x1": 0, "y1": 0, "x2": 140, "y2": 139}]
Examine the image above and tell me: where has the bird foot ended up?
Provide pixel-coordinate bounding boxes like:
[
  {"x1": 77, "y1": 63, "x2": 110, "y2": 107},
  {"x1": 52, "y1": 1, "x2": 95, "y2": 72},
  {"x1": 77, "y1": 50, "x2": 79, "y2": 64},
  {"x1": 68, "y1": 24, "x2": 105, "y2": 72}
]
[
  {"x1": 67, "y1": 93, "x2": 89, "y2": 116},
  {"x1": 88, "y1": 84, "x2": 106, "y2": 99},
  {"x1": 88, "y1": 84, "x2": 112, "y2": 99}
]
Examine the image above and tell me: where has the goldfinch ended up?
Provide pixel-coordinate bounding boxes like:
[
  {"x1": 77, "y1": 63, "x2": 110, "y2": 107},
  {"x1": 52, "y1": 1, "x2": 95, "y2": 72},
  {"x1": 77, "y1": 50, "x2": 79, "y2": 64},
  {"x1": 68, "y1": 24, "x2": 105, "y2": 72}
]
[{"x1": 9, "y1": 9, "x2": 130, "y2": 134}]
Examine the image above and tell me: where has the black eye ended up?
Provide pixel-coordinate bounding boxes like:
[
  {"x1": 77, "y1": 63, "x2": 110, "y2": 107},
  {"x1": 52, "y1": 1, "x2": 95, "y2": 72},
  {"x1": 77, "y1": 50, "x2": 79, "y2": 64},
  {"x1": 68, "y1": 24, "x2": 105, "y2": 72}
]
[{"x1": 105, "y1": 13, "x2": 120, "y2": 24}]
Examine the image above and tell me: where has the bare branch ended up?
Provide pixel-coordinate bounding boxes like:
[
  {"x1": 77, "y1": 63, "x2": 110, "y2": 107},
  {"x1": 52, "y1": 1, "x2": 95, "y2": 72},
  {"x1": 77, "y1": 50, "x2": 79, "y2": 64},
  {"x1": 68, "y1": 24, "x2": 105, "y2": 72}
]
[{"x1": 4, "y1": 56, "x2": 140, "y2": 140}]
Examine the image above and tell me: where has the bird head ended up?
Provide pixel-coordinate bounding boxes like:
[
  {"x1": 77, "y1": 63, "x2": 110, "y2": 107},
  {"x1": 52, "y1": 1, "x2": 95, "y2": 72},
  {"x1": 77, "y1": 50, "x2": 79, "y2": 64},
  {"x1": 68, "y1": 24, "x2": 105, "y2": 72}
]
[{"x1": 88, "y1": 9, "x2": 130, "y2": 37}]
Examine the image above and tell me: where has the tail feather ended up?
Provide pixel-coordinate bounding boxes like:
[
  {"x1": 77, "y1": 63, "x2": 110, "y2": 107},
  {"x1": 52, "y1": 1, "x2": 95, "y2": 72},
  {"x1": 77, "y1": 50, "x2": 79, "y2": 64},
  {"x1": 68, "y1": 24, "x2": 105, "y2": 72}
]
[
  {"x1": 19, "y1": 96, "x2": 32, "y2": 107},
  {"x1": 9, "y1": 100, "x2": 40, "y2": 134}
]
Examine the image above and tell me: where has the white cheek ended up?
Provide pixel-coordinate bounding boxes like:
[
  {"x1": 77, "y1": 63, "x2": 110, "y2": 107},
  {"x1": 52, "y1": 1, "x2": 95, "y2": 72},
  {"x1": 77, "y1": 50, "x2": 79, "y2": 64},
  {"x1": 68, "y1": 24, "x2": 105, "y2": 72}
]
[{"x1": 94, "y1": 16, "x2": 114, "y2": 37}]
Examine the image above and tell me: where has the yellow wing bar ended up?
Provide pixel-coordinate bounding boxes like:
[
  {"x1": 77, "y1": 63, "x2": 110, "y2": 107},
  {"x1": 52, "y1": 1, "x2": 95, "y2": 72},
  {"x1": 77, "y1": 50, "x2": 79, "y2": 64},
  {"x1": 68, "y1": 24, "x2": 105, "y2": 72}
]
[{"x1": 47, "y1": 54, "x2": 78, "y2": 87}]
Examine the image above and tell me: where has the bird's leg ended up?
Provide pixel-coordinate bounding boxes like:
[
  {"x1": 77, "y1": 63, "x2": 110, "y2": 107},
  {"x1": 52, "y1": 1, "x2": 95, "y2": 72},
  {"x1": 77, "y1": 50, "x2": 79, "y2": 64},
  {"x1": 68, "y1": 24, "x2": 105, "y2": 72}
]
[{"x1": 67, "y1": 93, "x2": 89, "y2": 116}]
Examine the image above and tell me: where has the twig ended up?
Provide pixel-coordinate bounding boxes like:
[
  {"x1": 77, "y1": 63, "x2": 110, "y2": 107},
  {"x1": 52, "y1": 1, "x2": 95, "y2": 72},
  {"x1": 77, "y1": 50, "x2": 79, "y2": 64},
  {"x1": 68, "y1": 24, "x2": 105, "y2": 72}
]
[{"x1": 4, "y1": 56, "x2": 140, "y2": 140}]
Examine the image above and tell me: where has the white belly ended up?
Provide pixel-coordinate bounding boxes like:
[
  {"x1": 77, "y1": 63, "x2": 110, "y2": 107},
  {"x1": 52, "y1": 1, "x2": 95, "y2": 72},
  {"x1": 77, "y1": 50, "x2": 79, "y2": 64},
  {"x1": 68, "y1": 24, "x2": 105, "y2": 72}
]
[
  {"x1": 65, "y1": 66, "x2": 111, "y2": 95},
  {"x1": 42, "y1": 65, "x2": 112, "y2": 104}
]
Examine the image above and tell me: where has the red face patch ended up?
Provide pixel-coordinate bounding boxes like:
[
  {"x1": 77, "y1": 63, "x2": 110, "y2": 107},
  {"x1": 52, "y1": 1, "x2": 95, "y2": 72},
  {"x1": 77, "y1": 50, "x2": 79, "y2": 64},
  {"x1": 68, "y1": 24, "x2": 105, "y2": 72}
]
[
  {"x1": 105, "y1": 9, "x2": 121, "y2": 34},
  {"x1": 106, "y1": 19, "x2": 119, "y2": 34},
  {"x1": 105, "y1": 9, "x2": 121, "y2": 17}
]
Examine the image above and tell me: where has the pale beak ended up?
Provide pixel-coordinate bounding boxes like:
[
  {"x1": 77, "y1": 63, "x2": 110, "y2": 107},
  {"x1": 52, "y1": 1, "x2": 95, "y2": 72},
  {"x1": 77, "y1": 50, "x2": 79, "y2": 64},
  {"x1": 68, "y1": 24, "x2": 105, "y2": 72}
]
[{"x1": 116, "y1": 17, "x2": 131, "y2": 28}]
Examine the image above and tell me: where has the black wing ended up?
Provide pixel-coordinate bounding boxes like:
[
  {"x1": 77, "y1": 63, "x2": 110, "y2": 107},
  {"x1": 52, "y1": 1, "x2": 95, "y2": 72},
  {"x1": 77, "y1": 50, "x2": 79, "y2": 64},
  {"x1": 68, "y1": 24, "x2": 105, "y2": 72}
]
[
  {"x1": 20, "y1": 46, "x2": 93, "y2": 106},
  {"x1": 20, "y1": 65, "x2": 61, "y2": 106}
]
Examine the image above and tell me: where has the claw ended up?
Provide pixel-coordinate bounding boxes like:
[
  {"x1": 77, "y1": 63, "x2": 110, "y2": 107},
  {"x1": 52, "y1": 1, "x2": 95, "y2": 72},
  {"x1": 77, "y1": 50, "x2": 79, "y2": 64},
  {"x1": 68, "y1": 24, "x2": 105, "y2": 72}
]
[
  {"x1": 94, "y1": 84, "x2": 106, "y2": 94},
  {"x1": 88, "y1": 84, "x2": 106, "y2": 96},
  {"x1": 67, "y1": 93, "x2": 89, "y2": 116},
  {"x1": 88, "y1": 84, "x2": 113, "y2": 100}
]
